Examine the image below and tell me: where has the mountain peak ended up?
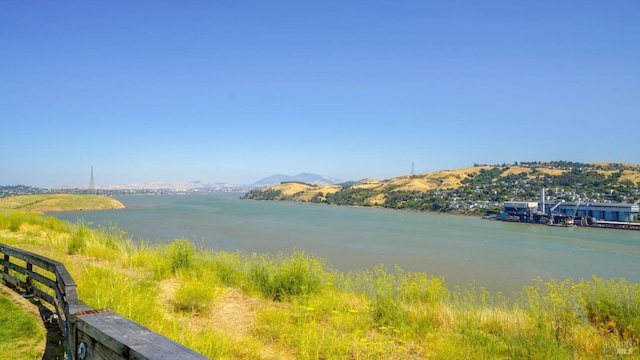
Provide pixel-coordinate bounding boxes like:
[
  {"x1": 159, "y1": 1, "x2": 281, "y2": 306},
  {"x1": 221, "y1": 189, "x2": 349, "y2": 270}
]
[{"x1": 252, "y1": 173, "x2": 343, "y2": 186}]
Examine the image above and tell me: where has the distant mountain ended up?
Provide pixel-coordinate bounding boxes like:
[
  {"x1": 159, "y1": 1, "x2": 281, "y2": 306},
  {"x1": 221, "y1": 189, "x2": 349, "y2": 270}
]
[
  {"x1": 252, "y1": 173, "x2": 343, "y2": 186},
  {"x1": 242, "y1": 161, "x2": 640, "y2": 214}
]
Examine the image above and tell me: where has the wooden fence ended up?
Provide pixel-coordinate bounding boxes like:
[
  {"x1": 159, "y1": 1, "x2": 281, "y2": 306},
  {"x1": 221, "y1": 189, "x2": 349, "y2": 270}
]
[{"x1": 0, "y1": 243, "x2": 208, "y2": 360}]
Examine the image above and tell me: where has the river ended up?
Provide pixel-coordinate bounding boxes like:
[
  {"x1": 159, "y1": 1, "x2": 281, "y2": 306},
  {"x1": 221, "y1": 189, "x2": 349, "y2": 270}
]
[{"x1": 52, "y1": 193, "x2": 640, "y2": 294}]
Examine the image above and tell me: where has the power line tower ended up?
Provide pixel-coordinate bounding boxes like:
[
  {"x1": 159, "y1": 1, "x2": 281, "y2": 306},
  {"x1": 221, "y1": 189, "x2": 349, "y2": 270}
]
[
  {"x1": 89, "y1": 166, "x2": 96, "y2": 194},
  {"x1": 411, "y1": 161, "x2": 415, "y2": 176}
]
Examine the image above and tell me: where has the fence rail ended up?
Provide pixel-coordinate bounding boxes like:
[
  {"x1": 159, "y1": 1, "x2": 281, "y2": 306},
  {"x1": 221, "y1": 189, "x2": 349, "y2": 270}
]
[{"x1": 1, "y1": 243, "x2": 208, "y2": 360}]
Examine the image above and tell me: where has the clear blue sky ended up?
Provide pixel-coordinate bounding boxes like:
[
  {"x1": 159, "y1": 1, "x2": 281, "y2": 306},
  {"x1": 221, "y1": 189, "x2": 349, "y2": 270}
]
[{"x1": 2, "y1": 1, "x2": 639, "y2": 187}]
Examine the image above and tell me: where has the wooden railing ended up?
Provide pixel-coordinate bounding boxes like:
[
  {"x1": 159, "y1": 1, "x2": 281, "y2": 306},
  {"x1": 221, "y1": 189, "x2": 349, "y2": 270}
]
[{"x1": 0, "y1": 243, "x2": 208, "y2": 360}]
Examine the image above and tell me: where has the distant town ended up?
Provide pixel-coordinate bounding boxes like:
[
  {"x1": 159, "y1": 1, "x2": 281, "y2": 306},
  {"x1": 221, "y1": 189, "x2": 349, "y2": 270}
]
[
  {"x1": 0, "y1": 184, "x2": 237, "y2": 198},
  {"x1": 0, "y1": 173, "x2": 341, "y2": 199},
  {"x1": 242, "y1": 161, "x2": 640, "y2": 223},
  {"x1": 3, "y1": 162, "x2": 640, "y2": 226}
]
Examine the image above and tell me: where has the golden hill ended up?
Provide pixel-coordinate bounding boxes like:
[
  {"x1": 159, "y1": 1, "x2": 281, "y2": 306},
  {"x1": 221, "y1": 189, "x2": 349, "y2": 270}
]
[
  {"x1": 257, "y1": 182, "x2": 342, "y2": 202},
  {"x1": 253, "y1": 162, "x2": 640, "y2": 204},
  {"x1": 0, "y1": 194, "x2": 125, "y2": 213},
  {"x1": 257, "y1": 167, "x2": 481, "y2": 203},
  {"x1": 381, "y1": 166, "x2": 492, "y2": 191}
]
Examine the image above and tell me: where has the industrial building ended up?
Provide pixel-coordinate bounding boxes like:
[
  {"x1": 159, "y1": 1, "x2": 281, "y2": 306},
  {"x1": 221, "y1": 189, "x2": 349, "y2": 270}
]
[
  {"x1": 501, "y1": 201, "x2": 538, "y2": 222},
  {"x1": 555, "y1": 202, "x2": 639, "y2": 222},
  {"x1": 499, "y1": 199, "x2": 639, "y2": 228}
]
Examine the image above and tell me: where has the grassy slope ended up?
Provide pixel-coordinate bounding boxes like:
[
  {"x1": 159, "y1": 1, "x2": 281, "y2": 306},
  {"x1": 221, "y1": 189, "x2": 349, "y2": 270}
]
[
  {"x1": 0, "y1": 194, "x2": 125, "y2": 213},
  {"x1": 276, "y1": 183, "x2": 341, "y2": 198},
  {"x1": 0, "y1": 290, "x2": 46, "y2": 360},
  {"x1": 0, "y1": 194, "x2": 122, "y2": 359},
  {"x1": 1, "y1": 211, "x2": 639, "y2": 359}
]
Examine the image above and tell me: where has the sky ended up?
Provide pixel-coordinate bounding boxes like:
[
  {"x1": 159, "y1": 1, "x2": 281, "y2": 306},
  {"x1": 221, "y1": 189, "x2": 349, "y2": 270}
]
[{"x1": 2, "y1": 1, "x2": 639, "y2": 187}]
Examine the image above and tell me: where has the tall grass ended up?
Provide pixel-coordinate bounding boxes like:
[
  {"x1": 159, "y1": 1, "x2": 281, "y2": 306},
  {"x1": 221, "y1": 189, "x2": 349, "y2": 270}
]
[
  {"x1": 247, "y1": 252, "x2": 324, "y2": 301},
  {"x1": 1, "y1": 210, "x2": 639, "y2": 359}
]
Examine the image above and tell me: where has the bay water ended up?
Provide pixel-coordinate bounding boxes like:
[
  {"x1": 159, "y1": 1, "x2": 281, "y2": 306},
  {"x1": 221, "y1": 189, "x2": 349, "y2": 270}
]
[{"x1": 52, "y1": 193, "x2": 640, "y2": 295}]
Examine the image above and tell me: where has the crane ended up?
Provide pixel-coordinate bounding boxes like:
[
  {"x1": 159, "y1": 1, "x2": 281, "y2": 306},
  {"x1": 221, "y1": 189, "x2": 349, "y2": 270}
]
[
  {"x1": 547, "y1": 200, "x2": 564, "y2": 225},
  {"x1": 572, "y1": 199, "x2": 581, "y2": 218}
]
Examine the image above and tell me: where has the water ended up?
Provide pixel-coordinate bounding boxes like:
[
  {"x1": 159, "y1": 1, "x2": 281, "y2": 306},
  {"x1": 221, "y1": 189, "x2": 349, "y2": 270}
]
[{"x1": 52, "y1": 193, "x2": 640, "y2": 294}]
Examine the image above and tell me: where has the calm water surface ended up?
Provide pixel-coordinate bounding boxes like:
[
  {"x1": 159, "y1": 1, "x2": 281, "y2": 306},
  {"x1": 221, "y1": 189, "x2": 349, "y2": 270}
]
[{"x1": 52, "y1": 193, "x2": 640, "y2": 294}]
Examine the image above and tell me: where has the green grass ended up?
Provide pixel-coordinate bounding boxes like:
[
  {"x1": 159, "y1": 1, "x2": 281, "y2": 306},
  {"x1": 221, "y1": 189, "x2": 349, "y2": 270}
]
[
  {"x1": 0, "y1": 295, "x2": 45, "y2": 360},
  {"x1": 0, "y1": 194, "x2": 124, "y2": 213},
  {"x1": 1, "y1": 210, "x2": 640, "y2": 359}
]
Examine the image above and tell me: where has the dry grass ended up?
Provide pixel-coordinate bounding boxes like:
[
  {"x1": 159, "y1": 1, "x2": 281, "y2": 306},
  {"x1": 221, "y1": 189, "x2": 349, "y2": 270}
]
[
  {"x1": 272, "y1": 183, "x2": 341, "y2": 200},
  {"x1": 366, "y1": 193, "x2": 386, "y2": 206},
  {"x1": 0, "y1": 194, "x2": 124, "y2": 213},
  {"x1": 385, "y1": 176, "x2": 436, "y2": 191},
  {"x1": 274, "y1": 183, "x2": 315, "y2": 196},
  {"x1": 532, "y1": 168, "x2": 567, "y2": 177},
  {"x1": 589, "y1": 162, "x2": 639, "y2": 168},
  {"x1": 204, "y1": 288, "x2": 263, "y2": 337},
  {"x1": 424, "y1": 172, "x2": 468, "y2": 189},
  {"x1": 387, "y1": 166, "x2": 491, "y2": 191},
  {"x1": 353, "y1": 182, "x2": 382, "y2": 190},
  {"x1": 622, "y1": 170, "x2": 640, "y2": 184},
  {"x1": 495, "y1": 166, "x2": 571, "y2": 179},
  {"x1": 502, "y1": 166, "x2": 532, "y2": 177},
  {"x1": 351, "y1": 167, "x2": 487, "y2": 193},
  {"x1": 159, "y1": 278, "x2": 263, "y2": 338},
  {"x1": 316, "y1": 185, "x2": 341, "y2": 194}
]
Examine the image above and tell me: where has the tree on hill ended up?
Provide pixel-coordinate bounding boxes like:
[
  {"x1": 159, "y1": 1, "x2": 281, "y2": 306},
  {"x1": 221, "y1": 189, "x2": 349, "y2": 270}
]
[{"x1": 242, "y1": 161, "x2": 640, "y2": 213}]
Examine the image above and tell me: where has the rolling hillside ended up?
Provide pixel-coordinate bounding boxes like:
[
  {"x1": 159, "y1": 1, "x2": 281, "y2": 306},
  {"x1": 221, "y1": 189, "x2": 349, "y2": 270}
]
[
  {"x1": 242, "y1": 161, "x2": 640, "y2": 214},
  {"x1": 0, "y1": 194, "x2": 125, "y2": 213}
]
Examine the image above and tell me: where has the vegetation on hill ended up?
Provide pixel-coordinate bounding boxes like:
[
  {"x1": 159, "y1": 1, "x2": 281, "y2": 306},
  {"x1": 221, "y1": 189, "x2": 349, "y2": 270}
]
[
  {"x1": 0, "y1": 194, "x2": 125, "y2": 213},
  {"x1": 243, "y1": 161, "x2": 640, "y2": 215},
  {"x1": 1, "y1": 211, "x2": 639, "y2": 359}
]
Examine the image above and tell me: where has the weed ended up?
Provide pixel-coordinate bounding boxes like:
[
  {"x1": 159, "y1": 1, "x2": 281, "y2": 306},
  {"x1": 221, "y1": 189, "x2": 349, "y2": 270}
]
[
  {"x1": 168, "y1": 239, "x2": 197, "y2": 274},
  {"x1": 172, "y1": 282, "x2": 218, "y2": 314},
  {"x1": 248, "y1": 252, "x2": 323, "y2": 301},
  {"x1": 208, "y1": 250, "x2": 245, "y2": 287},
  {"x1": 3, "y1": 210, "x2": 640, "y2": 359},
  {"x1": 67, "y1": 226, "x2": 90, "y2": 254}
]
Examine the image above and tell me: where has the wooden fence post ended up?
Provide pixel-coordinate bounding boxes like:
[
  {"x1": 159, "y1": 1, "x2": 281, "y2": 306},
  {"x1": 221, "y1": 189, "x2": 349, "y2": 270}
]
[{"x1": 3, "y1": 253, "x2": 8, "y2": 274}]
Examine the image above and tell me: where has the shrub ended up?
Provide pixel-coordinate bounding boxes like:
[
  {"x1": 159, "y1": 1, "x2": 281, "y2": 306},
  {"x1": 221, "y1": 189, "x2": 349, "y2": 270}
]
[
  {"x1": 68, "y1": 226, "x2": 90, "y2": 254},
  {"x1": 8, "y1": 212, "x2": 24, "y2": 232},
  {"x1": 173, "y1": 282, "x2": 217, "y2": 314},
  {"x1": 248, "y1": 252, "x2": 323, "y2": 301},
  {"x1": 168, "y1": 239, "x2": 197, "y2": 274},
  {"x1": 584, "y1": 277, "x2": 640, "y2": 342},
  {"x1": 209, "y1": 251, "x2": 244, "y2": 287}
]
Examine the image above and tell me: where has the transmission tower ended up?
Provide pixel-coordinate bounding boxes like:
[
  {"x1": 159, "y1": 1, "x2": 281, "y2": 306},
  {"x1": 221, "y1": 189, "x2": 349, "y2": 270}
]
[
  {"x1": 89, "y1": 166, "x2": 96, "y2": 194},
  {"x1": 411, "y1": 161, "x2": 415, "y2": 176}
]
